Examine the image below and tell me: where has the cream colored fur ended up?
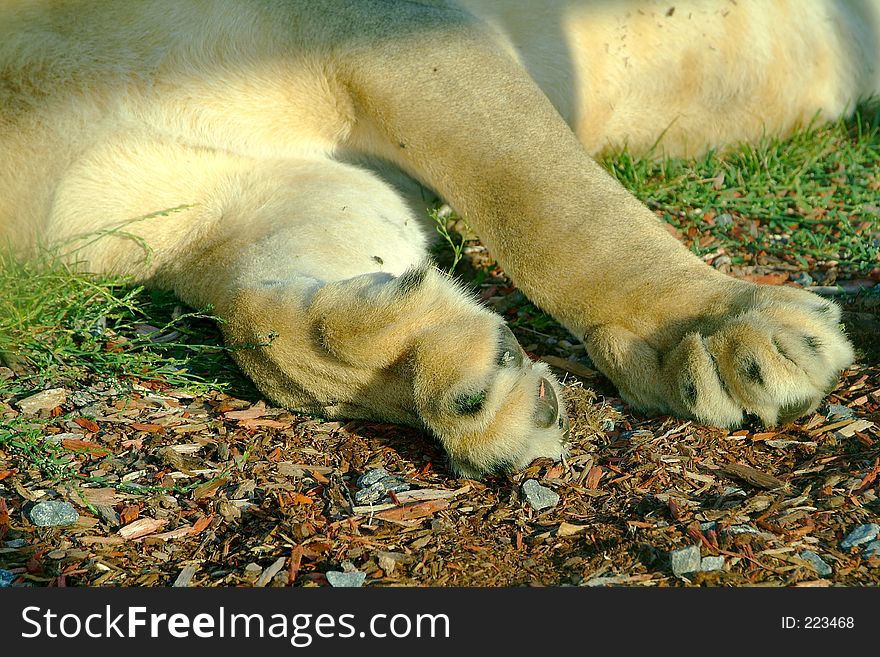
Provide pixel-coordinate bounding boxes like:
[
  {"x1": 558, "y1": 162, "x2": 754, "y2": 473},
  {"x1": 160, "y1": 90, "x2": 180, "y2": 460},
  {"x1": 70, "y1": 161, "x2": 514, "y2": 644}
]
[{"x1": 1, "y1": 0, "x2": 870, "y2": 476}]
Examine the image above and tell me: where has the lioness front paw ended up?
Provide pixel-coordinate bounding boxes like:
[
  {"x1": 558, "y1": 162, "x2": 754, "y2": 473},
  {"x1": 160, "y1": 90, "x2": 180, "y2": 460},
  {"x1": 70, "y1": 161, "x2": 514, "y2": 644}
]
[{"x1": 586, "y1": 285, "x2": 854, "y2": 428}]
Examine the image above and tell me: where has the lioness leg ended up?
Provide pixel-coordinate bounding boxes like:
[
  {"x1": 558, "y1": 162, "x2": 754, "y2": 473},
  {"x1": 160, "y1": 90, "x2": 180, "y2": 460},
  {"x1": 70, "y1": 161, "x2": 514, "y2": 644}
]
[
  {"x1": 52, "y1": 143, "x2": 567, "y2": 477},
  {"x1": 319, "y1": 1, "x2": 854, "y2": 427},
  {"x1": 211, "y1": 166, "x2": 567, "y2": 478}
]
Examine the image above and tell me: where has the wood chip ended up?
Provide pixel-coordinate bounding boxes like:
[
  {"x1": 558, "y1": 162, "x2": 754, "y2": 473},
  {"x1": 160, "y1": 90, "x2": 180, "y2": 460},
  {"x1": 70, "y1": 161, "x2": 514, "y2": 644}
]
[
  {"x1": 172, "y1": 564, "x2": 198, "y2": 587},
  {"x1": 192, "y1": 478, "x2": 227, "y2": 500},
  {"x1": 79, "y1": 487, "x2": 119, "y2": 506},
  {"x1": 255, "y1": 557, "x2": 287, "y2": 587},
  {"x1": 118, "y1": 517, "x2": 167, "y2": 540},
  {"x1": 834, "y1": 419, "x2": 874, "y2": 438},
  {"x1": 394, "y1": 488, "x2": 460, "y2": 503},
  {"x1": 149, "y1": 525, "x2": 194, "y2": 541},
  {"x1": 158, "y1": 446, "x2": 207, "y2": 473},
  {"x1": 539, "y1": 355, "x2": 598, "y2": 379},
  {"x1": 719, "y1": 463, "x2": 786, "y2": 490},
  {"x1": 556, "y1": 522, "x2": 589, "y2": 537},
  {"x1": 374, "y1": 499, "x2": 449, "y2": 522},
  {"x1": 585, "y1": 465, "x2": 604, "y2": 489},
  {"x1": 288, "y1": 545, "x2": 303, "y2": 585}
]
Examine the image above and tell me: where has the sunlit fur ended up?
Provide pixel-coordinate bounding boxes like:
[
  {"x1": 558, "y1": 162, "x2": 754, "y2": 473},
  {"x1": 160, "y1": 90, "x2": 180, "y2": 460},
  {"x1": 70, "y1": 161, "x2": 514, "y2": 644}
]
[{"x1": 1, "y1": 0, "x2": 866, "y2": 475}]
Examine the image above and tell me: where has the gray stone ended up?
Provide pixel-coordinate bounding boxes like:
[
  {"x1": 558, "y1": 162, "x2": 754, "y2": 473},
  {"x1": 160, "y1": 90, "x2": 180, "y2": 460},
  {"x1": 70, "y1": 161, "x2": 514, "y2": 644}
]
[
  {"x1": 699, "y1": 521, "x2": 717, "y2": 533},
  {"x1": 840, "y1": 523, "x2": 880, "y2": 549},
  {"x1": 356, "y1": 468, "x2": 389, "y2": 488},
  {"x1": 670, "y1": 545, "x2": 702, "y2": 576},
  {"x1": 0, "y1": 569, "x2": 15, "y2": 587},
  {"x1": 862, "y1": 540, "x2": 880, "y2": 560},
  {"x1": 353, "y1": 469, "x2": 410, "y2": 505},
  {"x1": 790, "y1": 272, "x2": 814, "y2": 288},
  {"x1": 68, "y1": 391, "x2": 97, "y2": 408},
  {"x1": 326, "y1": 570, "x2": 366, "y2": 588},
  {"x1": 715, "y1": 213, "x2": 734, "y2": 226},
  {"x1": 798, "y1": 550, "x2": 832, "y2": 577},
  {"x1": 4, "y1": 539, "x2": 27, "y2": 548},
  {"x1": 521, "y1": 479, "x2": 560, "y2": 511},
  {"x1": 700, "y1": 556, "x2": 725, "y2": 572},
  {"x1": 722, "y1": 524, "x2": 760, "y2": 536},
  {"x1": 16, "y1": 388, "x2": 67, "y2": 415},
  {"x1": 825, "y1": 404, "x2": 856, "y2": 421},
  {"x1": 29, "y1": 500, "x2": 79, "y2": 527}
]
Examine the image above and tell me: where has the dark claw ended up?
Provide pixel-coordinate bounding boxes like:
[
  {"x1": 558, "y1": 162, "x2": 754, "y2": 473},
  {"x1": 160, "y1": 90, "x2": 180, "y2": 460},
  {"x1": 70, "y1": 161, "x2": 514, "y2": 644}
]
[
  {"x1": 533, "y1": 377, "x2": 559, "y2": 428},
  {"x1": 497, "y1": 324, "x2": 524, "y2": 368},
  {"x1": 777, "y1": 398, "x2": 813, "y2": 425}
]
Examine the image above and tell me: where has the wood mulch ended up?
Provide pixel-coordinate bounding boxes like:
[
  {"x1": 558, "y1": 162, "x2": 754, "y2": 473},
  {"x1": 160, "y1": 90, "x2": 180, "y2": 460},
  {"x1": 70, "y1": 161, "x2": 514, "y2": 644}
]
[{"x1": 1, "y1": 239, "x2": 878, "y2": 588}]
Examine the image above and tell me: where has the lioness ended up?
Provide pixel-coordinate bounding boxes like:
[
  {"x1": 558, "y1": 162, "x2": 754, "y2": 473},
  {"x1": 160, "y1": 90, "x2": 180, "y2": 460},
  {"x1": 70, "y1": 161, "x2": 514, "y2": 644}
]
[{"x1": 1, "y1": 0, "x2": 871, "y2": 477}]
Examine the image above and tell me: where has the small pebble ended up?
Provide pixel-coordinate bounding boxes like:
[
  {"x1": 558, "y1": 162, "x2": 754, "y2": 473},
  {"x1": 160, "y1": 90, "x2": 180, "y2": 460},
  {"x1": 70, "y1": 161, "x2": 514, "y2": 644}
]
[
  {"x1": 354, "y1": 468, "x2": 410, "y2": 505},
  {"x1": 670, "y1": 545, "x2": 702, "y2": 576},
  {"x1": 825, "y1": 404, "x2": 856, "y2": 421},
  {"x1": 721, "y1": 524, "x2": 760, "y2": 536},
  {"x1": 862, "y1": 540, "x2": 880, "y2": 559},
  {"x1": 840, "y1": 523, "x2": 880, "y2": 549},
  {"x1": 700, "y1": 556, "x2": 725, "y2": 572},
  {"x1": 357, "y1": 468, "x2": 390, "y2": 488},
  {"x1": 68, "y1": 391, "x2": 97, "y2": 408},
  {"x1": 521, "y1": 479, "x2": 560, "y2": 511},
  {"x1": 4, "y1": 539, "x2": 27, "y2": 548},
  {"x1": 715, "y1": 213, "x2": 734, "y2": 226},
  {"x1": 0, "y1": 570, "x2": 15, "y2": 587},
  {"x1": 29, "y1": 500, "x2": 79, "y2": 527},
  {"x1": 790, "y1": 272, "x2": 814, "y2": 287},
  {"x1": 798, "y1": 550, "x2": 832, "y2": 577},
  {"x1": 326, "y1": 570, "x2": 366, "y2": 588},
  {"x1": 699, "y1": 521, "x2": 717, "y2": 533}
]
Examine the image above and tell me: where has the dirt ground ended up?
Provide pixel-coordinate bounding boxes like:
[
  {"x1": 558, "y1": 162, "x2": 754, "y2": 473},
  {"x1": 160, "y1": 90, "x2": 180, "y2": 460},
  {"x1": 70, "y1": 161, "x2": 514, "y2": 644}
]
[{"x1": 1, "y1": 243, "x2": 879, "y2": 588}]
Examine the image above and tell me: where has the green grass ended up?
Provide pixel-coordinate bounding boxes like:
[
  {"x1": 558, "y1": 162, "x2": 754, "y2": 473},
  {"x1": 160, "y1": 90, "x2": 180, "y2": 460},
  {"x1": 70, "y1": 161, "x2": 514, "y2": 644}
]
[
  {"x1": 0, "y1": 251, "x2": 254, "y2": 481},
  {"x1": 0, "y1": 251, "x2": 240, "y2": 399},
  {"x1": 601, "y1": 107, "x2": 880, "y2": 275}
]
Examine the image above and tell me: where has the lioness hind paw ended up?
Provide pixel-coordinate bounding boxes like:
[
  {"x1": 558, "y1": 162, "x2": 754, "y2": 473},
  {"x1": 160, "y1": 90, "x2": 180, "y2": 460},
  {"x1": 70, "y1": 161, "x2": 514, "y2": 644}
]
[{"x1": 417, "y1": 323, "x2": 569, "y2": 479}]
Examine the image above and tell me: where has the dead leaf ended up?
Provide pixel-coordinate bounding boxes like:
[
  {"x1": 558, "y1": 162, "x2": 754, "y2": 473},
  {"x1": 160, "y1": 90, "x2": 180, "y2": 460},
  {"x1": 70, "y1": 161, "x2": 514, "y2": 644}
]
[
  {"x1": 192, "y1": 478, "x2": 228, "y2": 500},
  {"x1": 130, "y1": 422, "x2": 163, "y2": 433},
  {"x1": 120, "y1": 505, "x2": 139, "y2": 524},
  {"x1": 73, "y1": 417, "x2": 100, "y2": 433},
  {"x1": 61, "y1": 438, "x2": 111, "y2": 456}
]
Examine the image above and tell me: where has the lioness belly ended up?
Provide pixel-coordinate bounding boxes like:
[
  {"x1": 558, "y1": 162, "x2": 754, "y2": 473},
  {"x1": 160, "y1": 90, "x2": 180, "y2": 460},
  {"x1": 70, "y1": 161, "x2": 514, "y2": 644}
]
[{"x1": 462, "y1": 0, "x2": 878, "y2": 155}]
